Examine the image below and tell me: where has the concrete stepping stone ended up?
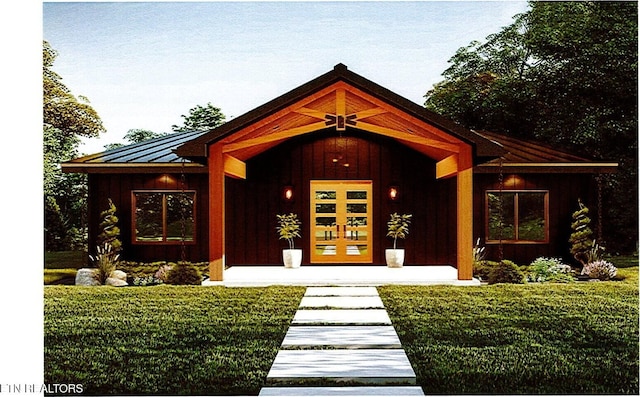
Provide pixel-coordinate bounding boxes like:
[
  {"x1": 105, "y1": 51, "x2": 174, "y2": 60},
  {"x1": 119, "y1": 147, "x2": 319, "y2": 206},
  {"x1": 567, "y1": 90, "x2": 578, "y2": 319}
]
[
  {"x1": 305, "y1": 286, "x2": 379, "y2": 296},
  {"x1": 299, "y1": 296, "x2": 384, "y2": 309},
  {"x1": 259, "y1": 386, "x2": 424, "y2": 396},
  {"x1": 282, "y1": 326, "x2": 401, "y2": 349},
  {"x1": 266, "y1": 349, "x2": 416, "y2": 385},
  {"x1": 293, "y1": 309, "x2": 391, "y2": 325}
]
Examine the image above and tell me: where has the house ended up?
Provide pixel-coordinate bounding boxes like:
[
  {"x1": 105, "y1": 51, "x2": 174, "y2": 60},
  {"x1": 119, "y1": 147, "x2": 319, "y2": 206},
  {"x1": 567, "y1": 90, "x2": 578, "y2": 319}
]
[{"x1": 62, "y1": 64, "x2": 617, "y2": 281}]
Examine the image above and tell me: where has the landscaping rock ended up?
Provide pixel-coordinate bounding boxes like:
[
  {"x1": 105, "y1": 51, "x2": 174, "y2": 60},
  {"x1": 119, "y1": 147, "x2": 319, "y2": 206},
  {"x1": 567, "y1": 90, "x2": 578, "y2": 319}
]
[
  {"x1": 75, "y1": 268, "x2": 101, "y2": 286},
  {"x1": 110, "y1": 270, "x2": 127, "y2": 281},
  {"x1": 105, "y1": 277, "x2": 128, "y2": 287}
]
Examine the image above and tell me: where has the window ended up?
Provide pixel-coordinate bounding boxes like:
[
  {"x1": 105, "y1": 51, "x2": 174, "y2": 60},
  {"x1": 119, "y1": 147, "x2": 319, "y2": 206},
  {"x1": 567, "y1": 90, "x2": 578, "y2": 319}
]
[
  {"x1": 486, "y1": 190, "x2": 548, "y2": 243},
  {"x1": 132, "y1": 191, "x2": 196, "y2": 244}
]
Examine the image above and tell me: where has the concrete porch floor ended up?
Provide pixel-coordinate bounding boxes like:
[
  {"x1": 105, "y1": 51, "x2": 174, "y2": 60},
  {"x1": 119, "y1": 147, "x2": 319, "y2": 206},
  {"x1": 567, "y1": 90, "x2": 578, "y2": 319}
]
[{"x1": 202, "y1": 265, "x2": 481, "y2": 287}]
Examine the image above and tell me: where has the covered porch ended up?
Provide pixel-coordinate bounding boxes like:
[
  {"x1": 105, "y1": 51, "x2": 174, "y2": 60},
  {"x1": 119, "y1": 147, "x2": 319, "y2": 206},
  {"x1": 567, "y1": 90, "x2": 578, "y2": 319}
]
[{"x1": 203, "y1": 265, "x2": 481, "y2": 287}]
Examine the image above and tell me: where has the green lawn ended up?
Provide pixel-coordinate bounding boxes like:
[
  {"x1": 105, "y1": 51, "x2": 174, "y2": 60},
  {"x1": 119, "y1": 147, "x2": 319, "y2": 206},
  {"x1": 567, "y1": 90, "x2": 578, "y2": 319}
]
[
  {"x1": 379, "y1": 267, "x2": 639, "y2": 395},
  {"x1": 44, "y1": 286, "x2": 305, "y2": 395},
  {"x1": 44, "y1": 250, "x2": 87, "y2": 269}
]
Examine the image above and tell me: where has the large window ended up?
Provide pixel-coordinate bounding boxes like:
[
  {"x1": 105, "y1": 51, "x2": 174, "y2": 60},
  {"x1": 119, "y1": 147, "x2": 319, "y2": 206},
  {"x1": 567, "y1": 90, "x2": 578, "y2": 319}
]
[
  {"x1": 132, "y1": 191, "x2": 196, "y2": 244},
  {"x1": 486, "y1": 190, "x2": 548, "y2": 243}
]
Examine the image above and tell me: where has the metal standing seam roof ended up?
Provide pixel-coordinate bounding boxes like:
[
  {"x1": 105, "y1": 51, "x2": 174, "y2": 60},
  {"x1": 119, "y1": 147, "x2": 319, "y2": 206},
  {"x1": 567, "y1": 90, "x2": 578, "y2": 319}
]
[
  {"x1": 475, "y1": 130, "x2": 618, "y2": 173},
  {"x1": 61, "y1": 130, "x2": 209, "y2": 172}
]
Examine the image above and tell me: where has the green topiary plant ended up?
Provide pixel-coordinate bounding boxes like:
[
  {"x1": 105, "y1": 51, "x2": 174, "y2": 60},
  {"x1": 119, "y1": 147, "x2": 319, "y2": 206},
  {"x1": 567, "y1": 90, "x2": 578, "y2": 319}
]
[
  {"x1": 97, "y1": 198, "x2": 122, "y2": 253},
  {"x1": 569, "y1": 199, "x2": 593, "y2": 266},
  {"x1": 166, "y1": 262, "x2": 202, "y2": 285},
  {"x1": 488, "y1": 260, "x2": 525, "y2": 284}
]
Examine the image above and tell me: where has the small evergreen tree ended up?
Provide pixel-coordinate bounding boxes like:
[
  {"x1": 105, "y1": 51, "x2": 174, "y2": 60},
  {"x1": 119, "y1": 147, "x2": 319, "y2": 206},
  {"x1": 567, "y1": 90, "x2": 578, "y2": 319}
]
[
  {"x1": 569, "y1": 199, "x2": 593, "y2": 266},
  {"x1": 97, "y1": 198, "x2": 122, "y2": 252}
]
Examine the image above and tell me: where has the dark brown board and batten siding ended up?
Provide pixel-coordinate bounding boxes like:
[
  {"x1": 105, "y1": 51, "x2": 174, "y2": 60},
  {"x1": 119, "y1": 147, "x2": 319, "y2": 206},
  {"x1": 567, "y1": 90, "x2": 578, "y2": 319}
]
[{"x1": 224, "y1": 128, "x2": 458, "y2": 266}]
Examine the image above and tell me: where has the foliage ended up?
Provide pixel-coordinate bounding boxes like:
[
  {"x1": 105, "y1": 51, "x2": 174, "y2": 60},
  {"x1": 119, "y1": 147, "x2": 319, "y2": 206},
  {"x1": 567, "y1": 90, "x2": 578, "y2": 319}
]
[
  {"x1": 379, "y1": 277, "x2": 639, "y2": 394},
  {"x1": 44, "y1": 251, "x2": 88, "y2": 269},
  {"x1": 569, "y1": 199, "x2": 593, "y2": 266},
  {"x1": 104, "y1": 129, "x2": 169, "y2": 150},
  {"x1": 44, "y1": 269, "x2": 77, "y2": 285},
  {"x1": 472, "y1": 238, "x2": 486, "y2": 264},
  {"x1": 585, "y1": 240, "x2": 606, "y2": 264},
  {"x1": 89, "y1": 243, "x2": 120, "y2": 284},
  {"x1": 132, "y1": 274, "x2": 163, "y2": 286},
  {"x1": 473, "y1": 260, "x2": 496, "y2": 281},
  {"x1": 386, "y1": 213, "x2": 413, "y2": 249},
  {"x1": 44, "y1": 286, "x2": 305, "y2": 395},
  {"x1": 97, "y1": 198, "x2": 121, "y2": 252},
  {"x1": 171, "y1": 102, "x2": 226, "y2": 132},
  {"x1": 582, "y1": 260, "x2": 618, "y2": 281},
  {"x1": 165, "y1": 262, "x2": 202, "y2": 285},
  {"x1": 44, "y1": 40, "x2": 104, "y2": 251},
  {"x1": 276, "y1": 213, "x2": 302, "y2": 250},
  {"x1": 424, "y1": 2, "x2": 638, "y2": 253},
  {"x1": 117, "y1": 261, "x2": 209, "y2": 279},
  {"x1": 487, "y1": 260, "x2": 525, "y2": 284},
  {"x1": 527, "y1": 257, "x2": 573, "y2": 283}
]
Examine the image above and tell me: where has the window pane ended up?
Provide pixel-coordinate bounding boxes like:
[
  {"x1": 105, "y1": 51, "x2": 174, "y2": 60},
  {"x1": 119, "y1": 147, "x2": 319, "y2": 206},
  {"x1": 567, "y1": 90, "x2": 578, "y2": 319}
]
[
  {"x1": 315, "y1": 204, "x2": 336, "y2": 213},
  {"x1": 347, "y1": 203, "x2": 367, "y2": 214},
  {"x1": 347, "y1": 191, "x2": 367, "y2": 200},
  {"x1": 135, "y1": 193, "x2": 163, "y2": 241},
  {"x1": 166, "y1": 193, "x2": 195, "y2": 241},
  {"x1": 488, "y1": 192, "x2": 515, "y2": 240},
  {"x1": 518, "y1": 193, "x2": 546, "y2": 241},
  {"x1": 315, "y1": 191, "x2": 336, "y2": 200}
]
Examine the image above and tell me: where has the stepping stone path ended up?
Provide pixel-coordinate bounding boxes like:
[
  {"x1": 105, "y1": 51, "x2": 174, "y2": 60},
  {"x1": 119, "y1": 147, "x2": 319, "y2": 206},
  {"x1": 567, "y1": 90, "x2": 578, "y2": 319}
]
[{"x1": 260, "y1": 286, "x2": 424, "y2": 396}]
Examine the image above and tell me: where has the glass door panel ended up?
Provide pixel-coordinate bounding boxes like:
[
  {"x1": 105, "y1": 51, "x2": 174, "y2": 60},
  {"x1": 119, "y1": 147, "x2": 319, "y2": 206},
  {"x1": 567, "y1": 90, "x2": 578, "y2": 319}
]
[{"x1": 311, "y1": 181, "x2": 372, "y2": 263}]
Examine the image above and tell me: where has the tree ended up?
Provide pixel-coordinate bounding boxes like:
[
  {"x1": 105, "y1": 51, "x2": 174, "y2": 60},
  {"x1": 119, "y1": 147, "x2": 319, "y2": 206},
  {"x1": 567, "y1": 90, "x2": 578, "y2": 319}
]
[
  {"x1": 97, "y1": 198, "x2": 122, "y2": 253},
  {"x1": 104, "y1": 129, "x2": 167, "y2": 150},
  {"x1": 424, "y1": 1, "x2": 637, "y2": 253},
  {"x1": 171, "y1": 102, "x2": 226, "y2": 132},
  {"x1": 44, "y1": 40, "x2": 105, "y2": 251}
]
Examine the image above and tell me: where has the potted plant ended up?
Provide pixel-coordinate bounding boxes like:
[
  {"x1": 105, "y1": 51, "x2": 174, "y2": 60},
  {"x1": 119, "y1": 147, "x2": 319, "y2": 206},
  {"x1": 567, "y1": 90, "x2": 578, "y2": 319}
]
[
  {"x1": 276, "y1": 213, "x2": 302, "y2": 268},
  {"x1": 386, "y1": 213, "x2": 412, "y2": 268}
]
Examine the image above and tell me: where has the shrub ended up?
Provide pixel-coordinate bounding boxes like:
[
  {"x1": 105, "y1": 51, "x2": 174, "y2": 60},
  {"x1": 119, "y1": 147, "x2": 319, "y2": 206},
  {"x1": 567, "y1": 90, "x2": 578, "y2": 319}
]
[
  {"x1": 166, "y1": 262, "x2": 202, "y2": 285},
  {"x1": 528, "y1": 257, "x2": 573, "y2": 283},
  {"x1": 89, "y1": 243, "x2": 120, "y2": 284},
  {"x1": 154, "y1": 264, "x2": 173, "y2": 283},
  {"x1": 488, "y1": 260, "x2": 525, "y2": 284},
  {"x1": 569, "y1": 199, "x2": 593, "y2": 266},
  {"x1": 132, "y1": 275, "x2": 162, "y2": 286},
  {"x1": 474, "y1": 260, "x2": 498, "y2": 281},
  {"x1": 582, "y1": 260, "x2": 617, "y2": 281}
]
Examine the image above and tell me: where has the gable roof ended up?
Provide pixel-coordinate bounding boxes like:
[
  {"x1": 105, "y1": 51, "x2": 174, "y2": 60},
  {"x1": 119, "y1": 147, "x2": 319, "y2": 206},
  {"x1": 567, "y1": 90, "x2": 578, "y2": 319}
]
[{"x1": 174, "y1": 63, "x2": 506, "y2": 162}]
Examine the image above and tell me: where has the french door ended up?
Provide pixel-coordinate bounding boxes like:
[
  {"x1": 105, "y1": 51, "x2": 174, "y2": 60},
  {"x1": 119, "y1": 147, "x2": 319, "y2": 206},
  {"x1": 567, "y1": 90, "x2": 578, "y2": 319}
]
[{"x1": 310, "y1": 180, "x2": 373, "y2": 263}]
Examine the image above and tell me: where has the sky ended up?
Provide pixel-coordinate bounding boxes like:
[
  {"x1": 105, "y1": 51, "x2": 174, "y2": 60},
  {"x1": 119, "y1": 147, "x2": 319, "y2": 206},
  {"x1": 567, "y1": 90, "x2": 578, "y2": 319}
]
[{"x1": 42, "y1": 1, "x2": 529, "y2": 155}]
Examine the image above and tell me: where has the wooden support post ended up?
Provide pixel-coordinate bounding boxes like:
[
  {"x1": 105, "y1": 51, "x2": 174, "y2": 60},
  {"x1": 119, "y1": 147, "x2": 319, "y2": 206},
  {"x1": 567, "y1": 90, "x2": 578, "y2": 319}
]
[
  {"x1": 209, "y1": 143, "x2": 225, "y2": 281},
  {"x1": 456, "y1": 167, "x2": 473, "y2": 280}
]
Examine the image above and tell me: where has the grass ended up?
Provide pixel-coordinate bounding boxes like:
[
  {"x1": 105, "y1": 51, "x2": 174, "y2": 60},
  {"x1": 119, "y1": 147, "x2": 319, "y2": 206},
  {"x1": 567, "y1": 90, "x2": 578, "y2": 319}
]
[
  {"x1": 379, "y1": 267, "x2": 639, "y2": 395},
  {"x1": 44, "y1": 286, "x2": 305, "y2": 395},
  {"x1": 45, "y1": 250, "x2": 88, "y2": 269}
]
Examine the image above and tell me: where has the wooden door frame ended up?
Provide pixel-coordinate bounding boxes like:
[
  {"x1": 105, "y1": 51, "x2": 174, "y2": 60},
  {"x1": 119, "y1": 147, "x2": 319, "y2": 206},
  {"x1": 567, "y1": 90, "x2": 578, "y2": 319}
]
[{"x1": 310, "y1": 180, "x2": 373, "y2": 264}]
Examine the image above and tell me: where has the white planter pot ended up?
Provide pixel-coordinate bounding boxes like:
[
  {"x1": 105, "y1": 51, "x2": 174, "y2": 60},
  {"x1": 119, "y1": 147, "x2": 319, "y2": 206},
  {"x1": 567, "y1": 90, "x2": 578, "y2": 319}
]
[
  {"x1": 385, "y1": 249, "x2": 405, "y2": 268},
  {"x1": 283, "y1": 249, "x2": 302, "y2": 268}
]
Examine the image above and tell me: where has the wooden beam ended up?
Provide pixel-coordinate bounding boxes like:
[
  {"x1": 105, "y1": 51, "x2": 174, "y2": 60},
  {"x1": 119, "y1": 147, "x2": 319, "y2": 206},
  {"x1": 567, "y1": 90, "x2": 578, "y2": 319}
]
[
  {"x1": 456, "y1": 167, "x2": 473, "y2": 280},
  {"x1": 294, "y1": 107, "x2": 328, "y2": 120},
  {"x1": 355, "y1": 121, "x2": 461, "y2": 153},
  {"x1": 435, "y1": 154, "x2": 459, "y2": 179},
  {"x1": 223, "y1": 154, "x2": 246, "y2": 179},
  {"x1": 222, "y1": 121, "x2": 329, "y2": 153},
  {"x1": 336, "y1": 89, "x2": 346, "y2": 116},
  {"x1": 209, "y1": 144, "x2": 225, "y2": 281},
  {"x1": 352, "y1": 107, "x2": 387, "y2": 120}
]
